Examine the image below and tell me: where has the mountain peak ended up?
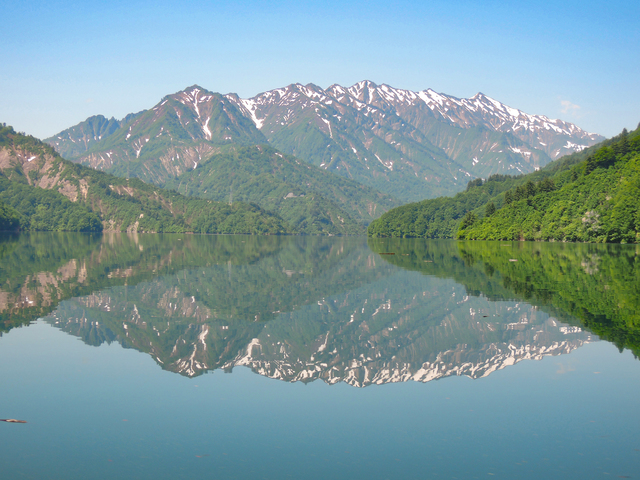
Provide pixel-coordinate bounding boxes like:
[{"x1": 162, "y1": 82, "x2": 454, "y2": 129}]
[
  {"x1": 45, "y1": 80, "x2": 605, "y2": 206},
  {"x1": 346, "y1": 80, "x2": 380, "y2": 102},
  {"x1": 183, "y1": 84, "x2": 207, "y2": 93},
  {"x1": 348, "y1": 80, "x2": 378, "y2": 88}
]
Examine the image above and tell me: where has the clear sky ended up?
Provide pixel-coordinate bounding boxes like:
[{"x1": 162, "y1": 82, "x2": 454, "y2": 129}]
[{"x1": 2, "y1": 0, "x2": 638, "y2": 139}]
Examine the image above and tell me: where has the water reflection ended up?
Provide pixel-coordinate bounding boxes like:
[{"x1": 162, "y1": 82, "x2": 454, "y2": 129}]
[
  {"x1": 2, "y1": 234, "x2": 638, "y2": 385},
  {"x1": 369, "y1": 239, "x2": 640, "y2": 356}
]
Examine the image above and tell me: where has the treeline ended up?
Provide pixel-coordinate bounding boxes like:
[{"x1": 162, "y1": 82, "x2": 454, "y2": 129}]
[{"x1": 459, "y1": 126, "x2": 640, "y2": 243}]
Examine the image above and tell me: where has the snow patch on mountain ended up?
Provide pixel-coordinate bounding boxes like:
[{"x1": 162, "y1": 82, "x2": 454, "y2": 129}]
[
  {"x1": 564, "y1": 141, "x2": 588, "y2": 152},
  {"x1": 237, "y1": 98, "x2": 265, "y2": 129},
  {"x1": 227, "y1": 81, "x2": 602, "y2": 160}
]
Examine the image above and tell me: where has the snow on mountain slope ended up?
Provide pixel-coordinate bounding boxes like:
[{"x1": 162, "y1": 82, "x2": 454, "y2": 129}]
[
  {"x1": 46, "y1": 86, "x2": 267, "y2": 185},
  {"x1": 225, "y1": 81, "x2": 603, "y2": 201},
  {"x1": 46, "y1": 82, "x2": 604, "y2": 203},
  {"x1": 333, "y1": 80, "x2": 601, "y2": 158}
]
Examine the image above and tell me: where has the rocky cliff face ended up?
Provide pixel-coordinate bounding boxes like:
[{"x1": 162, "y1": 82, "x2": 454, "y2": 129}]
[{"x1": 0, "y1": 140, "x2": 89, "y2": 202}]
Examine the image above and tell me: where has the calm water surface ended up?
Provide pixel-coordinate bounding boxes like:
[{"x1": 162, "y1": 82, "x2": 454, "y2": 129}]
[{"x1": 1, "y1": 233, "x2": 639, "y2": 479}]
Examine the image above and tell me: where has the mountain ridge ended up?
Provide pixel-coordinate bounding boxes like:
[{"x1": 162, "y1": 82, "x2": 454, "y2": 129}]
[
  {"x1": 225, "y1": 80, "x2": 603, "y2": 201},
  {"x1": 46, "y1": 82, "x2": 604, "y2": 204}
]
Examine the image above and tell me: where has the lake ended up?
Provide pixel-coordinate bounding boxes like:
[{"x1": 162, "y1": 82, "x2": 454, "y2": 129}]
[{"x1": 1, "y1": 233, "x2": 639, "y2": 479}]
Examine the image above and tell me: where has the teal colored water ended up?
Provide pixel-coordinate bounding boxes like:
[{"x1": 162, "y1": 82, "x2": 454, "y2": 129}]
[{"x1": 1, "y1": 233, "x2": 639, "y2": 479}]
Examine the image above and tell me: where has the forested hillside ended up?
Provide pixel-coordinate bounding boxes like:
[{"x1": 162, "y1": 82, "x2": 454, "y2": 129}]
[
  {"x1": 0, "y1": 124, "x2": 290, "y2": 234},
  {"x1": 459, "y1": 126, "x2": 640, "y2": 242},
  {"x1": 367, "y1": 173, "x2": 521, "y2": 238},
  {"x1": 369, "y1": 124, "x2": 640, "y2": 244},
  {"x1": 165, "y1": 145, "x2": 401, "y2": 235}
]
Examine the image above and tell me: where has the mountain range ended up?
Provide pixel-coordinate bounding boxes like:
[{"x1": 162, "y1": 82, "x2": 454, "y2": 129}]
[{"x1": 46, "y1": 82, "x2": 603, "y2": 205}]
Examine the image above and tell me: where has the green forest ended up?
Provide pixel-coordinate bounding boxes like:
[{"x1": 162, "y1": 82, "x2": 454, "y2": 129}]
[
  {"x1": 165, "y1": 145, "x2": 400, "y2": 235},
  {"x1": 369, "y1": 124, "x2": 640, "y2": 244},
  {"x1": 458, "y1": 127, "x2": 640, "y2": 242}
]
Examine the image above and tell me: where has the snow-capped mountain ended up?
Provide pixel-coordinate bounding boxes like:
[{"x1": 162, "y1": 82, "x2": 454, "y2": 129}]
[
  {"x1": 335, "y1": 81, "x2": 600, "y2": 153},
  {"x1": 227, "y1": 81, "x2": 604, "y2": 201},
  {"x1": 46, "y1": 86, "x2": 266, "y2": 185},
  {"x1": 47, "y1": 82, "x2": 604, "y2": 203}
]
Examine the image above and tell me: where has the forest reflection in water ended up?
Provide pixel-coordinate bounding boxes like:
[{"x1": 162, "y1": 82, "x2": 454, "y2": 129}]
[{"x1": 1, "y1": 233, "x2": 638, "y2": 384}]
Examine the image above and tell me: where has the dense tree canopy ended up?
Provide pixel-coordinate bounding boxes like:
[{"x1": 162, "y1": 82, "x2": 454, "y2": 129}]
[
  {"x1": 458, "y1": 127, "x2": 640, "y2": 243},
  {"x1": 369, "y1": 124, "x2": 640, "y2": 244}
]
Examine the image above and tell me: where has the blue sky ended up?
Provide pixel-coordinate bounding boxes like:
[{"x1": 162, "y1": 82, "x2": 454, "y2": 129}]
[{"x1": 2, "y1": 0, "x2": 638, "y2": 139}]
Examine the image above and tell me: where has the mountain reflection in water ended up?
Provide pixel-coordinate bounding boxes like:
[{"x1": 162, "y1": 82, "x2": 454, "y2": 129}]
[{"x1": 2, "y1": 233, "x2": 638, "y2": 385}]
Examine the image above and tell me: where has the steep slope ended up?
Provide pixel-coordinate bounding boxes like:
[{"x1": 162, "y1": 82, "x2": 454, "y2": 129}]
[
  {"x1": 458, "y1": 126, "x2": 640, "y2": 242},
  {"x1": 0, "y1": 124, "x2": 290, "y2": 234},
  {"x1": 227, "y1": 81, "x2": 604, "y2": 201},
  {"x1": 165, "y1": 144, "x2": 402, "y2": 233},
  {"x1": 46, "y1": 86, "x2": 266, "y2": 185}
]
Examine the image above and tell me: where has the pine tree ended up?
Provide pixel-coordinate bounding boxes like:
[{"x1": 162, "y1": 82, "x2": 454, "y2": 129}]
[{"x1": 485, "y1": 202, "x2": 496, "y2": 217}]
